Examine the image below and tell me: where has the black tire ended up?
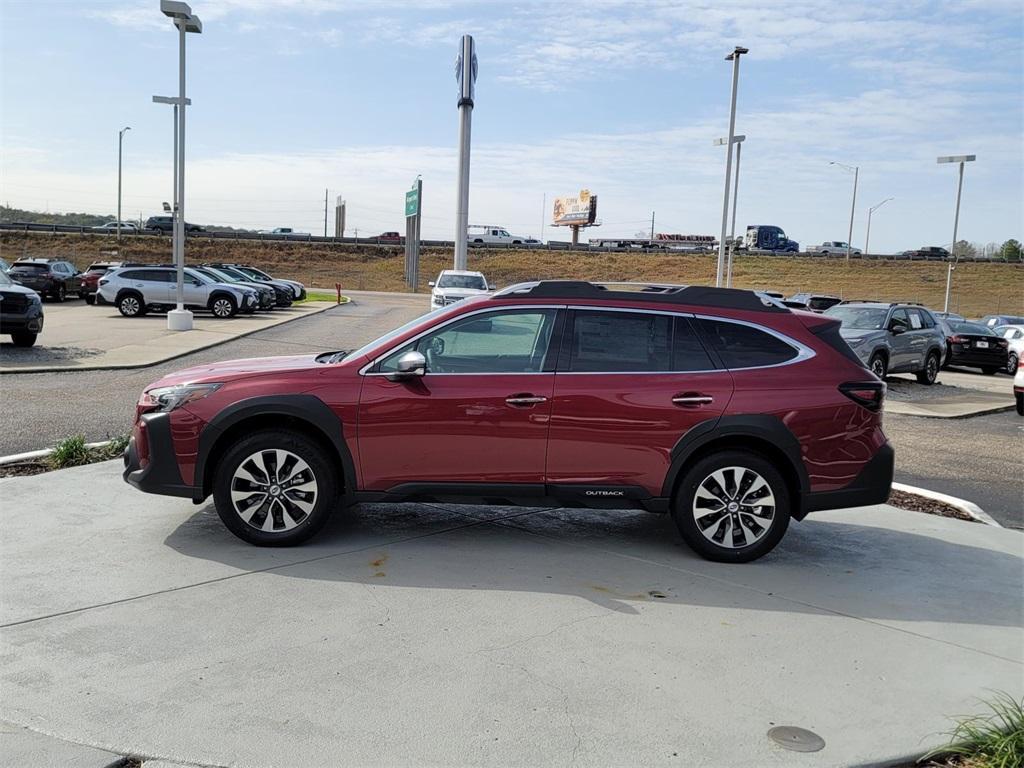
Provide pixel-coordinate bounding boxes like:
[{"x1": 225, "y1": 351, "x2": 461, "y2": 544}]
[
  {"x1": 212, "y1": 429, "x2": 338, "y2": 546},
  {"x1": 10, "y1": 331, "x2": 37, "y2": 347},
  {"x1": 85, "y1": 293, "x2": 96, "y2": 305},
  {"x1": 916, "y1": 352, "x2": 939, "y2": 385},
  {"x1": 117, "y1": 292, "x2": 146, "y2": 317},
  {"x1": 209, "y1": 293, "x2": 237, "y2": 318},
  {"x1": 54, "y1": 283, "x2": 66, "y2": 302},
  {"x1": 672, "y1": 450, "x2": 791, "y2": 563},
  {"x1": 1008, "y1": 353, "x2": 1019, "y2": 376},
  {"x1": 981, "y1": 366, "x2": 999, "y2": 375},
  {"x1": 868, "y1": 352, "x2": 888, "y2": 380},
  {"x1": 1016, "y1": 392, "x2": 1023, "y2": 416}
]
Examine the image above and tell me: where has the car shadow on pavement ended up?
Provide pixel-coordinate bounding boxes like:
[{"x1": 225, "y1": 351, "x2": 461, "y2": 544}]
[{"x1": 162, "y1": 501, "x2": 1023, "y2": 630}]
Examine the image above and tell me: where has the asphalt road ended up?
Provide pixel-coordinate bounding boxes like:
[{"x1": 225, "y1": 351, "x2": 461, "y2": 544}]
[
  {"x1": 2, "y1": 290, "x2": 1020, "y2": 527},
  {"x1": 0, "y1": 291, "x2": 428, "y2": 456},
  {"x1": 887, "y1": 411, "x2": 1023, "y2": 529}
]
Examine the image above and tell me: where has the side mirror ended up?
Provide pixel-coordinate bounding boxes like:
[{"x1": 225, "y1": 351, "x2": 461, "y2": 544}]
[
  {"x1": 890, "y1": 324, "x2": 906, "y2": 335},
  {"x1": 428, "y1": 281, "x2": 436, "y2": 288},
  {"x1": 488, "y1": 283, "x2": 496, "y2": 291},
  {"x1": 388, "y1": 350, "x2": 426, "y2": 381}
]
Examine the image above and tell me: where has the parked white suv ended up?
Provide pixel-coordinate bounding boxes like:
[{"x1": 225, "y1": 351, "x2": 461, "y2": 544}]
[
  {"x1": 429, "y1": 270, "x2": 493, "y2": 309},
  {"x1": 98, "y1": 266, "x2": 259, "y2": 318}
]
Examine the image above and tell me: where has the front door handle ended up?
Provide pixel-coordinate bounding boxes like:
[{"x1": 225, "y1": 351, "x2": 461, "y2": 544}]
[
  {"x1": 672, "y1": 393, "x2": 713, "y2": 407},
  {"x1": 506, "y1": 394, "x2": 548, "y2": 407}
]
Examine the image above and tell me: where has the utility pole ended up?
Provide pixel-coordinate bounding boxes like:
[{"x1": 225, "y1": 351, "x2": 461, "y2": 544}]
[
  {"x1": 453, "y1": 34, "x2": 477, "y2": 270},
  {"x1": 540, "y1": 192, "x2": 546, "y2": 243},
  {"x1": 117, "y1": 126, "x2": 130, "y2": 241},
  {"x1": 716, "y1": 46, "x2": 748, "y2": 287},
  {"x1": 938, "y1": 155, "x2": 976, "y2": 312},
  {"x1": 650, "y1": 211, "x2": 655, "y2": 241},
  {"x1": 323, "y1": 188, "x2": 328, "y2": 237}
]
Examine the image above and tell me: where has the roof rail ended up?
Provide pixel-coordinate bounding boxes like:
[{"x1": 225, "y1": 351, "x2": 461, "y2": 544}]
[{"x1": 493, "y1": 280, "x2": 788, "y2": 313}]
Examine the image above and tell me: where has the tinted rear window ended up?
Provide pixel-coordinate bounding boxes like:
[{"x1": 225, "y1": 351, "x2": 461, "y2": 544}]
[
  {"x1": 11, "y1": 264, "x2": 49, "y2": 272},
  {"x1": 697, "y1": 319, "x2": 799, "y2": 368}
]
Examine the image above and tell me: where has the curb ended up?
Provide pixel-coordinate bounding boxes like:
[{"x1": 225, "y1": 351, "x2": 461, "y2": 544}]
[
  {"x1": 0, "y1": 439, "x2": 118, "y2": 467},
  {"x1": 0, "y1": 301, "x2": 343, "y2": 376},
  {"x1": 891, "y1": 481, "x2": 1002, "y2": 527}
]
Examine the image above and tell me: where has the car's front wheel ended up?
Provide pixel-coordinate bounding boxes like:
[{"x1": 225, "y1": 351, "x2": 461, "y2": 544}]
[
  {"x1": 209, "y1": 294, "x2": 237, "y2": 319},
  {"x1": 213, "y1": 430, "x2": 338, "y2": 546},
  {"x1": 916, "y1": 352, "x2": 939, "y2": 385},
  {"x1": 1008, "y1": 353, "x2": 1019, "y2": 376},
  {"x1": 54, "y1": 284, "x2": 66, "y2": 302},
  {"x1": 117, "y1": 292, "x2": 146, "y2": 317},
  {"x1": 10, "y1": 331, "x2": 37, "y2": 347},
  {"x1": 672, "y1": 450, "x2": 791, "y2": 563}
]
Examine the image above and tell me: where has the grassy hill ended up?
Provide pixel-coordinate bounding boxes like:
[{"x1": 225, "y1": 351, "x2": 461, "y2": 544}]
[{"x1": 2, "y1": 230, "x2": 1020, "y2": 317}]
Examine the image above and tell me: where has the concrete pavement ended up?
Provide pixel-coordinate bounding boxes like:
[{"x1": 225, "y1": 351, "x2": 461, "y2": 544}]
[
  {"x1": 2, "y1": 461, "x2": 1021, "y2": 767},
  {"x1": 0, "y1": 300, "x2": 338, "y2": 374}
]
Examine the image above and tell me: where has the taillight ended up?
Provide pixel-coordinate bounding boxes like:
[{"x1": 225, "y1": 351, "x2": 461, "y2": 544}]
[
  {"x1": 996, "y1": 339, "x2": 1009, "y2": 348},
  {"x1": 839, "y1": 381, "x2": 885, "y2": 412},
  {"x1": 949, "y1": 335, "x2": 970, "y2": 344}
]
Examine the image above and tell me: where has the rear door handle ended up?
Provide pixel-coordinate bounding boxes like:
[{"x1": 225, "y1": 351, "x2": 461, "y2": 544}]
[
  {"x1": 672, "y1": 394, "x2": 713, "y2": 406},
  {"x1": 506, "y1": 394, "x2": 548, "y2": 407}
]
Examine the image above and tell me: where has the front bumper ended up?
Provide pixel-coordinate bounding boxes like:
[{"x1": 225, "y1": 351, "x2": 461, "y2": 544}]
[
  {"x1": 802, "y1": 442, "x2": 894, "y2": 515},
  {"x1": 0, "y1": 306, "x2": 45, "y2": 334},
  {"x1": 123, "y1": 412, "x2": 196, "y2": 499}
]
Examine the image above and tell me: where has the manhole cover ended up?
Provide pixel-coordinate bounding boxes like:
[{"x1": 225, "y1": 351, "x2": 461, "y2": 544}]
[{"x1": 767, "y1": 726, "x2": 825, "y2": 753}]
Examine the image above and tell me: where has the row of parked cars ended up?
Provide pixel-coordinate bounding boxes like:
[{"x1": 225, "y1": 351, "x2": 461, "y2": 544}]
[{"x1": 0, "y1": 256, "x2": 307, "y2": 347}]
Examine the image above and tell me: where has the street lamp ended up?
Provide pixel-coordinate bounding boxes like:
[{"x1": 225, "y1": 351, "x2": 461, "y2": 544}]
[
  {"x1": 829, "y1": 161, "x2": 859, "y2": 261},
  {"x1": 160, "y1": 0, "x2": 201, "y2": 332},
  {"x1": 714, "y1": 134, "x2": 745, "y2": 287},
  {"x1": 937, "y1": 154, "x2": 976, "y2": 313},
  {"x1": 117, "y1": 126, "x2": 130, "y2": 241},
  {"x1": 715, "y1": 46, "x2": 748, "y2": 288},
  {"x1": 152, "y1": 95, "x2": 191, "y2": 247},
  {"x1": 864, "y1": 197, "x2": 893, "y2": 256}
]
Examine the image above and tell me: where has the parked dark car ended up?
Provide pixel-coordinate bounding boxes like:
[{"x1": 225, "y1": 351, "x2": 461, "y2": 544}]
[
  {"x1": 0, "y1": 268, "x2": 44, "y2": 346},
  {"x1": 191, "y1": 266, "x2": 277, "y2": 311},
  {"x1": 201, "y1": 264, "x2": 293, "y2": 307},
  {"x1": 81, "y1": 261, "x2": 144, "y2": 304},
  {"x1": 123, "y1": 280, "x2": 893, "y2": 563},
  {"x1": 944, "y1": 321, "x2": 1009, "y2": 374},
  {"x1": 786, "y1": 293, "x2": 842, "y2": 312},
  {"x1": 145, "y1": 216, "x2": 204, "y2": 233},
  {"x1": 375, "y1": 231, "x2": 402, "y2": 243},
  {"x1": 901, "y1": 247, "x2": 950, "y2": 260},
  {"x1": 8, "y1": 259, "x2": 83, "y2": 301},
  {"x1": 978, "y1": 314, "x2": 1024, "y2": 329}
]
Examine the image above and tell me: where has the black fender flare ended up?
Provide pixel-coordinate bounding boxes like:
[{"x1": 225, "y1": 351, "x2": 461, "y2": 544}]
[
  {"x1": 194, "y1": 394, "x2": 357, "y2": 503},
  {"x1": 660, "y1": 414, "x2": 810, "y2": 510}
]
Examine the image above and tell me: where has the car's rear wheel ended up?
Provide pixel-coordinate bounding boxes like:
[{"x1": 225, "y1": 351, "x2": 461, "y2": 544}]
[
  {"x1": 10, "y1": 331, "x2": 37, "y2": 347},
  {"x1": 213, "y1": 430, "x2": 338, "y2": 546},
  {"x1": 916, "y1": 352, "x2": 939, "y2": 385},
  {"x1": 981, "y1": 366, "x2": 999, "y2": 375},
  {"x1": 117, "y1": 292, "x2": 146, "y2": 317},
  {"x1": 1008, "y1": 353, "x2": 1019, "y2": 375},
  {"x1": 85, "y1": 293, "x2": 96, "y2": 305},
  {"x1": 672, "y1": 450, "x2": 791, "y2": 563},
  {"x1": 868, "y1": 352, "x2": 888, "y2": 379},
  {"x1": 54, "y1": 284, "x2": 66, "y2": 302},
  {"x1": 210, "y1": 294, "x2": 237, "y2": 318}
]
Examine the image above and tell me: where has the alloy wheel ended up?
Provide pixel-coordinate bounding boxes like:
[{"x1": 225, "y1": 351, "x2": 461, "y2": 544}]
[
  {"x1": 1008, "y1": 353, "x2": 1019, "y2": 375},
  {"x1": 230, "y1": 449, "x2": 318, "y2": 532},
  {"x1": 121, "y1": 296, "x2": 140, "y2": 316},
  {"x1": 870, "y1": 356, "x2": 886, "y2": 378},
  {"x1": 692, "y1": 466, "x2": 776, "y2": 549},
  {"x1": 926, "y1": 355, "x2": 938, "y2": 382},
  {"x1": 212, "y1": 298, "x2": 233, "y2": 317}
]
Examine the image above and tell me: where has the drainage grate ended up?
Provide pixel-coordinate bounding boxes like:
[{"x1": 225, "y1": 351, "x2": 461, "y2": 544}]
[{"x1": 767, "y1": 726, "x2": 825, "y2": 753}]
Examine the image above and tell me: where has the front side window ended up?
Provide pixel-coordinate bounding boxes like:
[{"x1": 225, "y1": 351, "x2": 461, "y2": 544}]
[
  {"x1": 379, "y1": 309, "x2": 557, "y2": 374},
  {"x1": 697, "y1": 318, "x2": 799, "y2": 369},
  {"x1": 890, "y1": 309, "x2": 910, "y2": 330}
]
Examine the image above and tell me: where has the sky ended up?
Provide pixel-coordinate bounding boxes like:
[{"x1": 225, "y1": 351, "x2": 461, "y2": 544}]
[{"x1": 1, "y1": 0, "x2": 1021, "y2": 252}]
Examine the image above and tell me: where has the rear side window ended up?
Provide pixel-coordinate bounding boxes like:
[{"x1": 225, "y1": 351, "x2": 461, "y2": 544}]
[
  {"x1": 568, "y1": 311, "x2": 671, "y2": 372},
  {"x1": 697, "y1": 319, "x2": 799, "y2": 369}
]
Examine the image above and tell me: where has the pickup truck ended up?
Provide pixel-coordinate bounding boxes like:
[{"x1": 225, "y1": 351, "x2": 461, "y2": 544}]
[
  {"x1": 467, "y1": 225, "x2": 527, "y2": 246},
  {"x1": 807, "y1": 241, "x2": 862, "y2": 256},
  {"x1": 266, "y1": 227, "x2": 311, "y2": 237},
  {"x1": 900, "y1": 246, "x2": 950, "y2": 260}
]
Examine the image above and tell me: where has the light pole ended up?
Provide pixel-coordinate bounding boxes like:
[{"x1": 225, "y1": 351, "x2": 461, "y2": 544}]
[
  {"x1": 715, "y1": 134, "x2": 745, "y2": 287},
  {"x1": 152, "y1": 95, "x2": 190, "y2": 265},
  {"x1": 938, "y1": 154, "x2": 976, "y2": 312},
  {"x1": 864, "y1": 197, "x2": 893, "y2": 256},
  {"x1": 117, "y1": 126, "x2": 130, "y2": 241},
  {"x1": 160, "y1": 1, "x2": 201, "y2": 332},
  {"x1": 716, "y1": 46, "x2": 748, "y2": 288},
  {"x1": 453, "y1": 34, "x2": 478, "y2": 271},
  {"x1": 829, "y1": 161, "x2": 859, "y2": 261}
]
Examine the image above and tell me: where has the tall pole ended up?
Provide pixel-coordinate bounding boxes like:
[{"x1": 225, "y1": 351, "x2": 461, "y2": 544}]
[
  {"x1": 716, "y1": 47, "x2": 747, "y2": 288},
  {"x1": 650, "y1": 211, "x2": 655, "y2": 241},
  {"x1": 454, "y1": 35, "x2": 477, "y2": 271},
  {"x1": 323, "y1": 188, "x2": 328, "y2": 237},
  {"x1": 864, "y1": 197, "x2": 892, "y2": 256},
  {"x1": 540, "y1": 192, "x2": 545, "y2": 243},
  {"x1": 117, "y1": 127, "x2": 130, "y2": 241},
  {"x1": 846, "y1": 166, "x2": 858, "y2": 262},
  {"x1": 943, "y1": 161, "x2": 966, "y2": 313},
  {"x1": 727, "y1": 140, "x2": 742, "y2": 287}
]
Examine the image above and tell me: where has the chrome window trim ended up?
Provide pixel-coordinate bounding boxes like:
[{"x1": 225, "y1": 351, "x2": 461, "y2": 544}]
[{"x1": 359, "y1": 304, "x2": 566, "y2": 376}]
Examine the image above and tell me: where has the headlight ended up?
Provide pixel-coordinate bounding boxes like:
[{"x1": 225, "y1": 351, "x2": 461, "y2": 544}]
[
  {"x1": 143, "y1": 383, "x2": 222, "y2": 412},
  {"x1": 29, "y1": 292, "x2": 42, "y2": 305},
  {"x1": 432, "y1": 295, "x2": 444, "y2": 304}
]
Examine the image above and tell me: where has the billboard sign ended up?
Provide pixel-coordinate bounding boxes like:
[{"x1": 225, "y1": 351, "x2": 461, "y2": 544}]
[{"x1": 552, "y1": 189, "x2": 597, "y2": 226}]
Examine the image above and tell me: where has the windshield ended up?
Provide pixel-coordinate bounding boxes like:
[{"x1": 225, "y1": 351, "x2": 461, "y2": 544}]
[
  {"x1": 347, "y1": 305, "x2": 464, "y2": 362},
  {"x1": 215, "y1": 266, "x2": 254, "y2": 282},
  {"x1": 236, "y1": 266, "x2": 271, "y2": 281},
  {"x1": 825, "y1": 306, "x2": 889, "y2": 330},
  {"x1": 438, "y1": 274, "x2": 486, "y2": 290},
  {"x1": 0, "y1": 270, "x2": 13, "y2": 286},
  {"x1": 951, "y1": 321, "x2": 995, "y2": 336},
  {"x1": 186, "y1": 269, "x2": 215, "y2": 285},
  {"x1": 10, "y1": 264, "x2": 48, "y2": 273},
  {"x1": 203, "y1": 267, "x2": 240, "y2": 283}
]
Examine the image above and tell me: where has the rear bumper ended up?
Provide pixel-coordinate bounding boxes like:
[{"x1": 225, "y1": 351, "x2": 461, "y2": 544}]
[
  {"x1": 801, "y1": 442, "x2": 894, "y2": 515},
  {"x1": 948, "y1": 349, "x2": 1007, "y2": 367},
  {"x1": 123, "y1": 412, "x2": 197, "y2": 499}
]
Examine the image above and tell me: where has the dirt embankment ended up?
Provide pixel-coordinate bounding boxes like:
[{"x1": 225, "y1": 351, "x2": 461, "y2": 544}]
[{"x1": 3, "y1": 231, "x2": 1021, "y2": 317}]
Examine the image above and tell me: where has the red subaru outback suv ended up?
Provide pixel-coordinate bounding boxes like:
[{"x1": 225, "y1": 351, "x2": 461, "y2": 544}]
[{"x1": 124, "y1": 281, "x2": 893, "y2": 562}]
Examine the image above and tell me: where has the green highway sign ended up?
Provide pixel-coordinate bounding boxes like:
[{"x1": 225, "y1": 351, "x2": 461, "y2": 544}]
[{"x1": 405, "y1": 188, "x2": 419, "y2": 217}]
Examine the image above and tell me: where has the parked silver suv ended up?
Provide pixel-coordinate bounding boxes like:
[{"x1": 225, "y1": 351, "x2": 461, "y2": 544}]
[
  {"x1": 98, "y1": 266, "x2": 259, "y2": 318},
  {"x1": 825, "y1": 302, "x2": 946, "y2": 383}
]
